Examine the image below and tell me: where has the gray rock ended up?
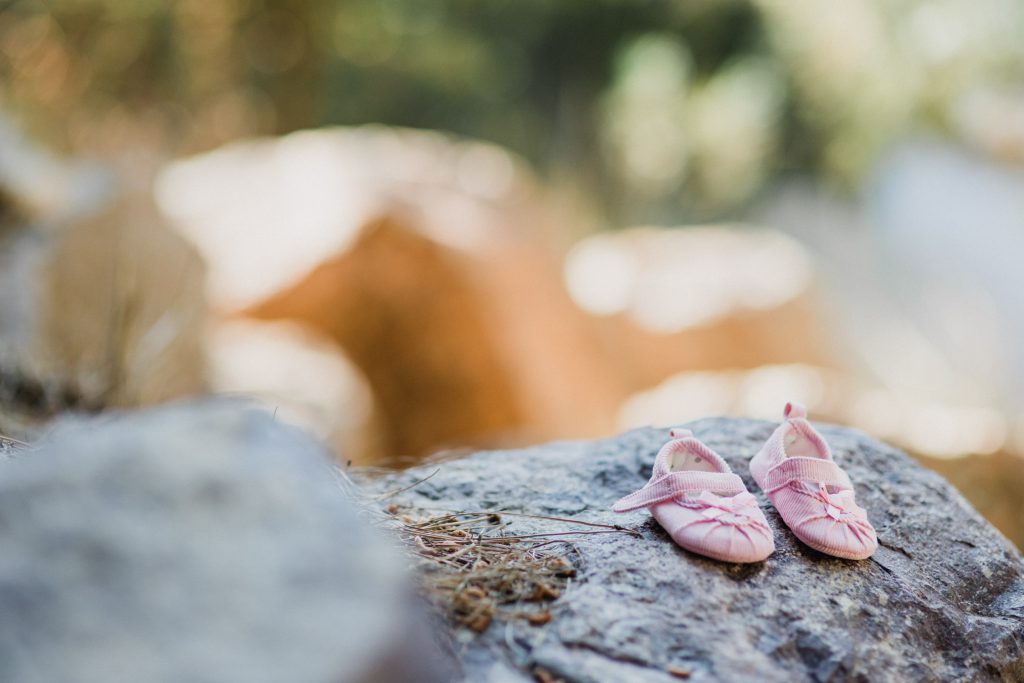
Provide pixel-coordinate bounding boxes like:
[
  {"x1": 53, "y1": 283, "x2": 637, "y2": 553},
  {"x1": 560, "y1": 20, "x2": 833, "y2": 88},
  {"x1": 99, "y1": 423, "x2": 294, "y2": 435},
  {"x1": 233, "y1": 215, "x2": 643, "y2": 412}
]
[
  {"x1": 360, "y1": 418, "x2": 1024, "y2": 682},
  {"x1": 0, "y1": 401, "x2": 450, "y2": 683}
]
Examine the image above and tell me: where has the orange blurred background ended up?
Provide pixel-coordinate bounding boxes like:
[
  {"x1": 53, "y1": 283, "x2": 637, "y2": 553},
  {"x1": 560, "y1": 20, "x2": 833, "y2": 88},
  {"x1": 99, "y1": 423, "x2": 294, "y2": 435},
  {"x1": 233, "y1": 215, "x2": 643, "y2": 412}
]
[{"x1": 2, "y1": 0, "x2": 1023, "y2": 545}]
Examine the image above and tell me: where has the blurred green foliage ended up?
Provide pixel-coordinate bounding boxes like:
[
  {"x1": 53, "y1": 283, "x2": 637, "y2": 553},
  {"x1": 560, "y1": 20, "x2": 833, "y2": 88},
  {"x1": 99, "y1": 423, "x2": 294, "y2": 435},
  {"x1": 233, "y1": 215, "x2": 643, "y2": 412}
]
[{"x1": 1, "y1": 0, "x2": 1023, "y2": 223}]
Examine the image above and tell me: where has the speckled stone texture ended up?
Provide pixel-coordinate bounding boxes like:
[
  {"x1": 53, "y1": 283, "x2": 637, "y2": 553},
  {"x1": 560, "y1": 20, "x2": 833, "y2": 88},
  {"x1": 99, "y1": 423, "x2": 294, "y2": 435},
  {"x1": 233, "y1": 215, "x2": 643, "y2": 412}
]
[{"x1": 361, "y1": 418, "x2": 1024, "y2": 683}]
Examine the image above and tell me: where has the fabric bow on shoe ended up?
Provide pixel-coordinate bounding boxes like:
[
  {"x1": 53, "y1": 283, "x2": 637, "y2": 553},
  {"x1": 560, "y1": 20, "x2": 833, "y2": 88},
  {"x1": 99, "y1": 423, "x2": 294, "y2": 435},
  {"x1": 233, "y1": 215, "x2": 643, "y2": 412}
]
[{"x1": 689, "y1": 491, "x2": 770, "y2": 532}]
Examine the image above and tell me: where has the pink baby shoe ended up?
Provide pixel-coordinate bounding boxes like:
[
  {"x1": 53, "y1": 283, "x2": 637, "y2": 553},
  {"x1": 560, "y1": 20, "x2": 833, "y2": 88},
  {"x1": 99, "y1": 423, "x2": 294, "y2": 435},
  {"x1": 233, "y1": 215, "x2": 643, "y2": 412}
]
[
  {"x1": 750, "y1": 402, "x2": 877, "y2": 560},
  {"x1": 612, "y1": 428, "x2": 774, "y2": 563}
]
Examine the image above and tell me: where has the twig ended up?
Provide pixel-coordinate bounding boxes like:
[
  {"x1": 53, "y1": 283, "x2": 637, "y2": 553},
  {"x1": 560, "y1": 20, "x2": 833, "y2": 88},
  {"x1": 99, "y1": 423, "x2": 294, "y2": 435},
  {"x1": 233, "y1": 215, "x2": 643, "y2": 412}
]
[
  {"x1": 481, "y1": 529, "x2": 633, "y2": 541},
  {"x1": 480, "y1": 510, "x2": 638, "y2": 533},
  {"x1": 372, "y1": 468, "x2": 440, "y2": 501},
  {"x1": 0, "y1": 434, "x2": 29, "y2": 447}
]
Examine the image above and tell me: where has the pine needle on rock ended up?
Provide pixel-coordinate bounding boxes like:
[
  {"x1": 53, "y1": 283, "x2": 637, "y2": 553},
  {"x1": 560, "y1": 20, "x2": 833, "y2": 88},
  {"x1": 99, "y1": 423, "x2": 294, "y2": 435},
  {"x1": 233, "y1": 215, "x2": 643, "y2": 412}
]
[{"x1": 386, "y1": 507, "x2": 634, "y2": 633}]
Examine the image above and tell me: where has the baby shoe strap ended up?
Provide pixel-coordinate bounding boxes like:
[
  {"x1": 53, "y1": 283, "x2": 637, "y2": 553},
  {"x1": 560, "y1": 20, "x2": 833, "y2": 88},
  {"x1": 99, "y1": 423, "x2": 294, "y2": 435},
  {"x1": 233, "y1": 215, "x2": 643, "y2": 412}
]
[
  {"x1": 763, "y1": 456, "x2": 852, "y2": 494},
  {"x1": 612, "y1": 470, "x2": 746, "y2": 512}
]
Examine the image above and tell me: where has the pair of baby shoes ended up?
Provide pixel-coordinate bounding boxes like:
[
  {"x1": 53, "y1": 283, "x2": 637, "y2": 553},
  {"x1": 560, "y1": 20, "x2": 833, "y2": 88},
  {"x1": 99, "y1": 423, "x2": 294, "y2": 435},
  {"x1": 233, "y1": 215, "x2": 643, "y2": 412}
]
[{"x1": 612, "y1": 403, "x2": 877, "y2": 563}]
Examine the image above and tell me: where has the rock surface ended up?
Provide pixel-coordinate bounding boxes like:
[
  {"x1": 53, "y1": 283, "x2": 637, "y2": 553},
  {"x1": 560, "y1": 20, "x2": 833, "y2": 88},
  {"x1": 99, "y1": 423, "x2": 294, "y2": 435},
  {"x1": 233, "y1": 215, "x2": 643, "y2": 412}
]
[
  {"x1": 360, "y1": 418, "x2": 1024, "y2": 682},
  {"x1": 0, "y1": 401, "x2": 450, "y2": 683}
]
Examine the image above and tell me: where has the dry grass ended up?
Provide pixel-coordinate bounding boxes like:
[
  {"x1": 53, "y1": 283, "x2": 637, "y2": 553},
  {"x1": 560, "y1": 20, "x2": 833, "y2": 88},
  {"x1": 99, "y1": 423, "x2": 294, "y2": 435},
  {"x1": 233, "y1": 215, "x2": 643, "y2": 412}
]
[{"x1": 382, "y1": 503, "x2": 638, "y2": 633}]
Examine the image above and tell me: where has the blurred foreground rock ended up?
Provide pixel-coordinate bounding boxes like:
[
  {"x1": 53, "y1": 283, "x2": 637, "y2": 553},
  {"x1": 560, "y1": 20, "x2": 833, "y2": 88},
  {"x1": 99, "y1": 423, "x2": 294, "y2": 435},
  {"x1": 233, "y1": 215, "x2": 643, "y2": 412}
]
[
  {"x1": 361, "y1": 418, "x2": 1024, "y2": 682},
  {"x1": 0, "y1": 402, "x2": 450, "y2": 683},
  {"x1": 0, "y1": 119, "x2": 206, "y2": 436}
]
